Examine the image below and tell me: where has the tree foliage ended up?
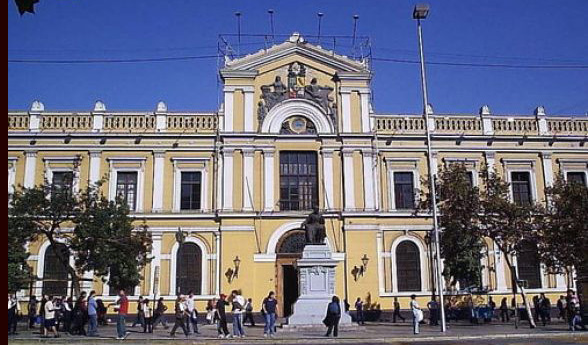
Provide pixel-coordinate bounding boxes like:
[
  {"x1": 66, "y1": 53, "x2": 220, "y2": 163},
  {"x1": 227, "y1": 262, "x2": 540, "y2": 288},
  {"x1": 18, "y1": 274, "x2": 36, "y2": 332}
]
[
  {"x1": 418, "y1": 163, "x2": 484, "y2": 289},
  {"x1": 538, "y1": 175, "x2": 588, "y2": 283},
  {"x1": 8, "y1": 178, "x2": 152, "y2": 295}
]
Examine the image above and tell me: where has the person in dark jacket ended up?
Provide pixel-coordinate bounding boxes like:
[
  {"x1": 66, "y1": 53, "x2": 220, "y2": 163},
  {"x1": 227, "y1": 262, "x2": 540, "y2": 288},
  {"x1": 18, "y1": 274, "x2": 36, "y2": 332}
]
[
  {"x1": 152, "y1": 297, "x2": 169, "y2": 330},
  {"x1": 169, "y1": 296, "x2": 189, "y2": 338},
  {"x1": 28, "y1": 296, "x2": 38, "y2": 329},
  {"x1": 96, "y1": 299, "x2": 108, "y2": 326},
  {"x1": 216, "y1": 294, "x2": 230, "y2": 338},
  {"x1": 324, "y1": 296, "x2": 341, "y2": 337}
]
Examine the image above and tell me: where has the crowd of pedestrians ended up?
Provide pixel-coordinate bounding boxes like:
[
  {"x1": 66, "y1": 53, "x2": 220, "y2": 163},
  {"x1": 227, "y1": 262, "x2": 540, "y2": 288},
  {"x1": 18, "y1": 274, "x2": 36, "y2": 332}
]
[{"x1": 8, "y1": 288, "x2": 586, "y2": 339}]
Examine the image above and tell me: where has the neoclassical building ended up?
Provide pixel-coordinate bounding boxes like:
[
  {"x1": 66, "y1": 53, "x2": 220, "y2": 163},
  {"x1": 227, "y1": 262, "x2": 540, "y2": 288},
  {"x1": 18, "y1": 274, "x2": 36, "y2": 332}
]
[{"x1": 8, "y1": 34, "x2": 588, "y2": 315}]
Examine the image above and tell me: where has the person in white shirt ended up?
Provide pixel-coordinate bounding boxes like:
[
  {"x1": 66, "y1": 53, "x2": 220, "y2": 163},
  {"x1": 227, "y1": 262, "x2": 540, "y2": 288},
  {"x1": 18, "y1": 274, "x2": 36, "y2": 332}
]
[
  {"x1": 8, "y1": 294, "x2": 20, "y2": 335},
  {"x1": 185, "y1": 291, "x2": 199, "y2": 334},
  {"x1": 230, "y1": 290, "x2": 246, "y2": 337},
  {"x1": 43, "y1": 296, "x2": 59, "y2": 338},
  {"x1": 410, "y1": 294, "x2": 422, "y2": 335}
]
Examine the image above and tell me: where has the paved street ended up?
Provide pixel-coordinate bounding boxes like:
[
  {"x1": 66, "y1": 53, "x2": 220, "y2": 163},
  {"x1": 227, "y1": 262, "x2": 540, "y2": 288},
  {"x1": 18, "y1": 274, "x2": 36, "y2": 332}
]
[{"x1": 8, "y1": 319, "x2": 588, "y2": 344}]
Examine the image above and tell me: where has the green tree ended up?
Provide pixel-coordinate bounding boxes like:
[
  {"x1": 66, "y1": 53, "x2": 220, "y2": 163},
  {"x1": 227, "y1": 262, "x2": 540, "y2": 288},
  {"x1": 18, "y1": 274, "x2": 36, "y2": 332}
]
[
  {"x1": 418, "y1": 163, "x2": 485, "y2": 290},
  {"x1": 478, "y1": 167, "x2": 540, "y2": 328},
  {"x1": 538, "y1": 175, "x2": 588, "y2": 288},
  {"x1": 8, "y1": 207, "x2": 35, "y2": 293},
  {"x1": 8, "y1": 179, "x2": 152, "y2": 296}
]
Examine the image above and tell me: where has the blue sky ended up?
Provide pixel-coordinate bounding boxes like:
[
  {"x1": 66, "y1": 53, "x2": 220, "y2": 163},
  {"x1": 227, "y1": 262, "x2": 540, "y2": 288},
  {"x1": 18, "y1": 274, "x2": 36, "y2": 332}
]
[{"x1": 7, "y1": 0, "x2": 588, "y2": 115}]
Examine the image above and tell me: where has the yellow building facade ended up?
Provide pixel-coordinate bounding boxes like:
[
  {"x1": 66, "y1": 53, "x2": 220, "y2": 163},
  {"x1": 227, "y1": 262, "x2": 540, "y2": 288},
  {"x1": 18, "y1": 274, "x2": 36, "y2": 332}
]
[{"x1": 8, "y1": 34, "x2": 588, "y2": 315}]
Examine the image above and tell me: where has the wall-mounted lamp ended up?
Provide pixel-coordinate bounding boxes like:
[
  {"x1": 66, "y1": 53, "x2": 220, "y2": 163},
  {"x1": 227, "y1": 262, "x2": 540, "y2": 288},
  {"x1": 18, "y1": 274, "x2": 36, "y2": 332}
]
[
  {"x1": 352, "y1": 254, "x2": 370, "y2": 281},
  {"x1": 226, "y1": 256, "x2": 241, "y2": 283},
  {"x1": 99, "y1": 137, "x2": 107, "y2": 145}
]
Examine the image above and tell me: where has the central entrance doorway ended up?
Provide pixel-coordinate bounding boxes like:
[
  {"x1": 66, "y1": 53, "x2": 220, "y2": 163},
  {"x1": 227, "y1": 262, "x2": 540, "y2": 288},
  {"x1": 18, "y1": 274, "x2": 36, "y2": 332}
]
[{"x1": 275, "y1": 229, "x2": 305, "y2": 317}]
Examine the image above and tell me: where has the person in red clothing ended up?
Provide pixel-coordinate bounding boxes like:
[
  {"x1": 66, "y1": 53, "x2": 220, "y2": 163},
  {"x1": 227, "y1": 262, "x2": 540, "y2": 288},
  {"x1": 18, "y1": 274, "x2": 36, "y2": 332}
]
[{"x1": 110, "y1": 289, "x2": 129, "y2": 340}]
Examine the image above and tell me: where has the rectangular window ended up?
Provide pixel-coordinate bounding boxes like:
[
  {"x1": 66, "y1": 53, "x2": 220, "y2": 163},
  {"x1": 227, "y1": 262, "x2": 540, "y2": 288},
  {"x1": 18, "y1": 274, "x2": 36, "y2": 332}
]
[
  {"x1": 116, "y1": 172, "x2": 138, "y2": 210},
  {"x1": 180, "y1": 171, "x2": 202, "y2": 210},
  {"x1": 51, "y1": 171, "x2": 73, "y2": 199},
  {"x1": 466, "y1": 171, "x2": 474, "y2": 187},
  {"x1": 279, "y1": 152, "x2": 318, "y2": 211},
  {"x1": 394, "y1": 172, "x2": 415, "y2": 209},
  {"x1": 511, "y1": 172, "x2": 532, "y2": 206},
  {"x1": 567, "y1": 172, "x2": 586, "y2": 186}
]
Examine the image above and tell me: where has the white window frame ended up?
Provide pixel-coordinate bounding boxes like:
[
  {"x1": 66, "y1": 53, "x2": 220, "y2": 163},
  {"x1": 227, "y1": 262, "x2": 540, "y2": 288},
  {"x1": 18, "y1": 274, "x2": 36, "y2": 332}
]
[
  {"x1": 559, "y1": 159, "x2": 588, "y2": 186},
  {"x1": 172, "y1": 157, "x2": 209, "y2": 212},
  {"x1": 385, "y1": 158, "x2": 420, "y2": 211},
  {"x1": 502, "y1": 160, "x2": 538, "y2": 204},
  {"x1": 107, "y1": 157, "x2": 146, "y2": 213},
  {"x1": 43, "y1": 156, "x2": 82, "y2": 196},
  {"x1": 169, "y1": 236, "x2": 209, "y2": 296},
  {"x1": 443, "y1": 158, "x2": 479, "y2": 187},
  {"x1": 390, "y1": 235, "x2": 429, "y2": 295}
]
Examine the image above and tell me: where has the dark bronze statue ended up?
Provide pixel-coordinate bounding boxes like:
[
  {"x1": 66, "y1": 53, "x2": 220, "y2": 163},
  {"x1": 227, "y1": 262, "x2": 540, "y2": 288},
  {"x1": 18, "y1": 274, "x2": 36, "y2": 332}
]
[{"x1": 302, "y1": 206, "x2": 326, "y2": 245}]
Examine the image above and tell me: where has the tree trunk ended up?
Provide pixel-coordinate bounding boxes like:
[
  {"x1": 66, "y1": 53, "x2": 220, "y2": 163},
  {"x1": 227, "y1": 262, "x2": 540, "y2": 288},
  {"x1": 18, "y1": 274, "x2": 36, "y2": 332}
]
[
  {"x1": 46, "y1": 233, "x2": 82, "y2": 297},
  {"x1": 504, "y1": 253, "x2": 536, "y2": 328}
]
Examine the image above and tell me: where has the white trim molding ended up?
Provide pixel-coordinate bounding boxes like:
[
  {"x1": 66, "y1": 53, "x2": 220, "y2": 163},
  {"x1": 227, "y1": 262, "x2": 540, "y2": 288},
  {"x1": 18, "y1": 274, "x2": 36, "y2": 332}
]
[
  {"x1": 260, "y1": 99, "x2": 335, "y2": 134},
  {"x1": 390, "y1": 234, "x2": 429, "y2": 294},
  {"x1": 501, "y1": 159, "x2": 538, "y2": 204},
  {"x1": 171, "y1": 157, "x2": 209, "y2": 212},
  {"x1": 107, "y1": 157, "x2": 147, "y2": 213},
  {"x1": 43, "y1": 156, "x2": 82, "y2": 195},
  {"x1": 169, "y1": 236, "x2": 210, "y2": 296}
]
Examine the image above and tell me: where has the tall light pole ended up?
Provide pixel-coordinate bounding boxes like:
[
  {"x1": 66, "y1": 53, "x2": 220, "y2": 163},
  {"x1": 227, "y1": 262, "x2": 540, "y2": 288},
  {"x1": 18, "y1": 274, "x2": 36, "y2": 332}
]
[{"x1": 413, "y1": 4, "x2": 447, "y2": 333}]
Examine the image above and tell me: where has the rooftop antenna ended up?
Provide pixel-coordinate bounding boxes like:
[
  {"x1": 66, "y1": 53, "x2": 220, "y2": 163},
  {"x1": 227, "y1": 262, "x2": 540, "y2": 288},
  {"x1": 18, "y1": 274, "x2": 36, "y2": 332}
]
[
  {"x1": 268, "y1": 9, "x2": 275, "y2": 44},
  {"x1": 235, "y1": 12, "x2": 242, "y2": 56},
  {"x1": 317, "y1": 12, "x2": 324, "y2": 46},
  {"x1": 352, "y1": 14, "x2": 359, "y2": 58}
]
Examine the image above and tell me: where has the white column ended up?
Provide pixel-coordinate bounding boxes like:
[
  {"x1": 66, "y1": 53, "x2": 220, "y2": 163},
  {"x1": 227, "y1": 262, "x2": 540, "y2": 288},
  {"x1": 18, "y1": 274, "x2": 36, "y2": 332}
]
[
  {"x1": 431, "y1": 151, "x2": 439, "y2": 176},
  {"x1": 263, "y1": 149, "x2": 275, "y2": 212},
  {"x1": 215, "y1": 232, "x2": 221, "y2": 295},
  {"x1": 223, "y1": 88, "x2": 234, "y2": 132},
  {"x1": 321, "y1": 149, "x2": 335, "y2": 211},
  {"x1": 373, "y1": 154, "x2": 381, "y2": 211},
  {"x1": 88, "y1": 150, "x2": 101, "y2": 187},
  {"x1": 216, "y1": 151, "x2": 224, "y2": 211},
  {"x1": 222, "y1": 148, "x2": 234, "y2": 211},
  {"x1": 485, "y1": 151, "x2": 496, "y2": 173},
  {"x1": 343, "y1": 149, "x2": 355, "y2": 210},
  {"x1": 242, "y1": 148, "x2": 255, "y2": 211},
  {"x1": 340, "y1": 90, "x2": 352, "y2": 133},
  {"x1": 493, "y1": 241, "x2": 508, "y2": 292},
  {"x1": 149, "y1": 232, "x2": 162, "y2": 296},
  {"x1": 29, "y1": 113, "x2": 41, "y2": 132},
  {"x1": 541, "y1": 152, "x2": 554, "y2": 188},
  {"x1": 377, "y1": 231, "x2": 385, "y2": 294},
  {"x1": 359, "y1": 90, "x2": 371, "y2": 133},
  {"x1": 556, "y1": 272, "x2": 567, "y2": 289},
  {"x1": 24, "y1": 150, "x2": 37, "y2": 188},
  {"x1": 243, "y1": 89, "x2": 255, "y2": 132},
  {"x1": 152, "y1": 151, "x2": 165, "y2": 212},
  {"x1": 362, "y1": 149, "x2": 376, "y2": 210}
]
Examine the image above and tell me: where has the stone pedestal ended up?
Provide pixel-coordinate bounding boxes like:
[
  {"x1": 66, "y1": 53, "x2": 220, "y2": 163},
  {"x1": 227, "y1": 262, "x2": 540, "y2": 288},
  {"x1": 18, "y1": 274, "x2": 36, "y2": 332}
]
[{"x1": 286, "y1": 244, "x2": 352, "y2": 326}]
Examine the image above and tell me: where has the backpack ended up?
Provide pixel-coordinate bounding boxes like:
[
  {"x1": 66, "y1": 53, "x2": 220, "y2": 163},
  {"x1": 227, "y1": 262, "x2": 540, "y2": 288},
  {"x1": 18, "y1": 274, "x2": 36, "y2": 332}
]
[{"x1": 328, "y1": 302, "x2": 339, "y2": 314}]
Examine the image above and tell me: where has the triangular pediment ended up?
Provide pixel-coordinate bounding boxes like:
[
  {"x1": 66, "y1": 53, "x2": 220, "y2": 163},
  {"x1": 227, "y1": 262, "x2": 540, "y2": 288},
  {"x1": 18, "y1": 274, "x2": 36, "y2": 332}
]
[{"x1": 221, "y1": 33, "x2": 369, "y2": 74}]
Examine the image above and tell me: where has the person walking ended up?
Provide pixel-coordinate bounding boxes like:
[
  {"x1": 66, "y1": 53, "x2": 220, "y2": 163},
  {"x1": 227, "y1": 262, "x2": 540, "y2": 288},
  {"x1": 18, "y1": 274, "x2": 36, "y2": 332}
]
[
  {"x1": 557, "y1": 295, "x2": 566, "y2": 320},
  {"x1": 324, "y1": 295, "x2": 341, "y2": 337},
  {"x1": 43, "y1": 296, "x2": 59, "y2": 338},
  {"x1": 216, "y1": 294, "x2": 230, "y2": 338},
  {"x1": 499, "y1": 297, "x2": 510, "y2": 322},
  {"x1": 538, "y1": 293, "x2": 551, "y2": 326},
  {"x1": 152, "y1": 297, "x2": 169, "y2": 330},
  {"x1": 142, "y1": 298, "x2": 153, "y2": 333},
  {"x1": 72, "y1": 291, "x2": 88, "y2": 335},
  {"x1": 262, "y1": 292, "x2": 278, "y2": 338},
  {"x1": 393, "y1": 297, "x2": 405, "y2": 323},
  {"x1": 8, "y1": 294, "x2": 20, "y2": 335},
  {"x1": 28, "y1": 295, "x2": 38, "y2": 330},
  {"x1": 243, "y1": 298, "x2": 255, "y2": 326},
  {"x1": 185, "y1": 291, "x2": 199, "y2": 334},
  {"x1": 96, "y1": 299, "x2": 107, "y2": 326},
  {"x1": 488, "y1": 296, "x2": 497, "y2": 321},
  {"x1": 39, "y1": 295, "x2": 47, "y2": 337},
  {"x1": 410, "y1": 294, "x2": 423, "y2": 335},
  {"x1": 87, "y1": 290, "x2": 99, "y2": 336},
  {"x1": 205, "y1": 299, "x2": 216, "y2": 325},
  {"x1": 131, "y1": 296, "x2": 145, "y2": 329},
  {"x1": 230, "y1": 290, "x2": 246, "y2": 338},
  {"x1": 355, "y1": 297, "x2": 365, "y2": 325},
  {"x1": 427, "y1": 296, "x2": 439, "y2": 326},
  {"x1": 61, "y1": 297, "x2": 72, "y2": 333},
  {"x1": 111, "y1": 289, "x2": 129, "y2": 340},
  {"x1": 170, "y1": 296, "x2": 189, "y2": 338}
]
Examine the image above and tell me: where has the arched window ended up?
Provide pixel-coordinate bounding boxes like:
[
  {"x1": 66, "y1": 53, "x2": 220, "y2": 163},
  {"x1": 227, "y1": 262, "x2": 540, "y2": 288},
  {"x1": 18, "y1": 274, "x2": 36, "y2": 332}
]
[
  {"x1": 396, "y1": 241, "x2": 421, "y2": 292},
  {"x1": 517, "y1": 240, "x2": 542, "y2": 289},
  {"x1": 277, "y1": 230, "x2": 306, "y2": 255},
  {"x1": 42, "y1": 244, "x2": 69, "y2": 296},
  {"x1": 176, "y1": 243, "x2": 202, "y2": 295}
]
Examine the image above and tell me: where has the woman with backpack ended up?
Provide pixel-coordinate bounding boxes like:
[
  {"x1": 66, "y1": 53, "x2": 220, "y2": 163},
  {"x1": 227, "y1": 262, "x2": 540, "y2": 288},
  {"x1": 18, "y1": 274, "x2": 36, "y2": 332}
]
[{"x1": 323, "y1": 295, "x2": 341, "y2": 337}]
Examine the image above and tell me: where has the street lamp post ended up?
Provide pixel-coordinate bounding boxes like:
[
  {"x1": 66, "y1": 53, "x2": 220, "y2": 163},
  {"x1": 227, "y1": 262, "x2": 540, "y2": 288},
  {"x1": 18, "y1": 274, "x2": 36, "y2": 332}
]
[{"x1": 413, "y1": 4, "x2": 447, "y2": 332}]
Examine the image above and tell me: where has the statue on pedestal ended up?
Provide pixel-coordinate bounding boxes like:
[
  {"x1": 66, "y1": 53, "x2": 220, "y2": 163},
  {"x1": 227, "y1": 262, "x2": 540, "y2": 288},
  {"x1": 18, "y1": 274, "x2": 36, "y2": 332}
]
[{"x1": 302, "y1": 206, "x2": 326, "y2": 245}]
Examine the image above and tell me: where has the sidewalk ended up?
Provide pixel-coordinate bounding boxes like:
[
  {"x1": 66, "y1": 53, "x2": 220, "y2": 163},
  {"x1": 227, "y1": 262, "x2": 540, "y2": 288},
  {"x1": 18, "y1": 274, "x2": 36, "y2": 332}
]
[{"x1": 8, "y1": 319, "x2": 588, "y2": 344}]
